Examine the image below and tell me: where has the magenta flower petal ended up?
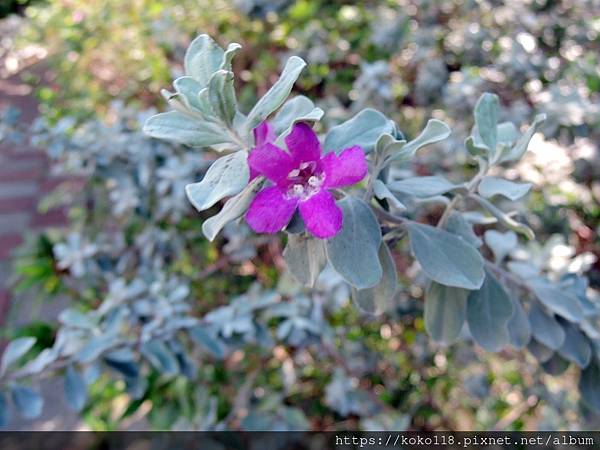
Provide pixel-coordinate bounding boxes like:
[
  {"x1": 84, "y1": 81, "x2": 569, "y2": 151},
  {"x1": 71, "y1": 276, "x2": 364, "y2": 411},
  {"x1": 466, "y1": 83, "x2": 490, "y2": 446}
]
[
  {"x1": 246, "y1": 186, "x2": 299, "y2": 233},
  {"x1": 248, "y1": 142, "x2": 296, "y2": 185},
  {"x1": 298, "y1": 190, "x2": 343, "y2": 239},
  {"x1": 321, "y1": 145, "x2": 368, "y2": 188},
  {"x1": 254, "y1": 121, "x2": 276, "y2": 147},
  {"x1": 249, "y1": 122, "x2": 276, "y2": 181},
  {"x1": 285, "y1": 122, "x2": 321, "y2": 164}
]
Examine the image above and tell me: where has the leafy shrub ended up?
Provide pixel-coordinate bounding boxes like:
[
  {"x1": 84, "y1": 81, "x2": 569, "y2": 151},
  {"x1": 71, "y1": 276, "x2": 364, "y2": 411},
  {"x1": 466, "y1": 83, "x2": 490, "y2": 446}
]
[{"x1": 1, "y1": 30, "x2": 598, "y2": 430}]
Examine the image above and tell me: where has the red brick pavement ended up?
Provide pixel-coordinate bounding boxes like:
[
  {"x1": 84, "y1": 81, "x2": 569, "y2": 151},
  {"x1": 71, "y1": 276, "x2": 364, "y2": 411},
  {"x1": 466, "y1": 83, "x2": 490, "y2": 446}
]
[{"x1": 0, "y1": 67, "x2": 69, "y2": 324}]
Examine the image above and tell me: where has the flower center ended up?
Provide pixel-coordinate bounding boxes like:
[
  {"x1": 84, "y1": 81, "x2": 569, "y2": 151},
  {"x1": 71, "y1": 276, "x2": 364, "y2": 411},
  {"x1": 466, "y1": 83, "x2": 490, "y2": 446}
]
[{"x1": 286, "y1": 161, "x2": 325, "y2": 200}]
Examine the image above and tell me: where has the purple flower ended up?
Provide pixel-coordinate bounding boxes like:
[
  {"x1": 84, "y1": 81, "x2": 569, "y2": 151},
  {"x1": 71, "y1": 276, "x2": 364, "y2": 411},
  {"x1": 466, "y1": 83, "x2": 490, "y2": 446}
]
[{"x1": 246, "y1": 122, "x2": 368, "y2": 239}]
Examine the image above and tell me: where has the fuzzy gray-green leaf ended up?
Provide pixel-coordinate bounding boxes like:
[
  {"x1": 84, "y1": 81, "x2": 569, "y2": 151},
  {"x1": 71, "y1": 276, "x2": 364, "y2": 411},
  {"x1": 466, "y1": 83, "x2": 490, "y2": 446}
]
[
  {"x1": 202, "y1": 177, "x2": 264, "y2": 241},
  {"x1": 184, "y1": 34, "x2": 224, "y2": 86},
  {"x1": 425, "y1": 282, "x2": 468, "y2": 345},
  {"x1": 389, "y1": 175, "x2": 460, "y2": 198},
  {"x1": 389, "y1": 119, "x2": 450, "y2": 163},
  {"x1": 466, "y1": 270, "x2": 513, "y2": 352},
  {"x1": 557, "y1": 320, "x2": 592, "y2": 368},
  {"x1": 283, "y1": 234, "x2": 327, "y2": 287},
  {"x1": 11, "y1": 386, "x2": 43, "y2": 419},
  {"x1": 64, "y1": 366, "x2": 87, "y2": 412},
  {"x1": 0, "y1": 337, "x2": 36, "y2": 376},
  {"x1": 208, "y1": 70, "x2": 237, "y2": 126},
  {"x1": 326, "y1": 196, "x2": 383, "y2": 289},
  {"x1": 528, "y1": 302, "x2": 565, "y2": 350},
  {"x1": 324, "y1": 109, "x2": 395, "y2": 154},
  {"x1": 143, "y1": 111, "x2": 231, "y2": 148},
  {"x1": 507, "y1": 297, "x2": 531, "y2": 349},
  {"x1": 474, "y1": 93, "x2": 499, "y2": 155},
  {"x1": 407, "y1": 222, "x2": 484, "y2": 290},
  {"x1": 272, "y1": 96, "x2": 324, "y2": 138},
  {"x1": 186, "y1": 150, "x2": 249, "y2": 212},
  {"x1": 500, "y1": 113, "x2": 546, "y2": 163},
  {"x1": 351, "y1": 243, "x2": 398, "y2": 315},
  {"x1": 478, "y1": 176, "x2": 532, "y2": 201},
  {"x1": 245, "y1": 56, "x2": 307, "y2": 132}
]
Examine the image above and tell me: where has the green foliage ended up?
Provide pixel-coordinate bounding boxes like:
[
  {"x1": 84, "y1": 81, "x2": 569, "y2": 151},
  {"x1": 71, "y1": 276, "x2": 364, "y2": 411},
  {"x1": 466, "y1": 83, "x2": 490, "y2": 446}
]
[{"x1": 2, "y1": 0, "x2": 599, "y2": 433}]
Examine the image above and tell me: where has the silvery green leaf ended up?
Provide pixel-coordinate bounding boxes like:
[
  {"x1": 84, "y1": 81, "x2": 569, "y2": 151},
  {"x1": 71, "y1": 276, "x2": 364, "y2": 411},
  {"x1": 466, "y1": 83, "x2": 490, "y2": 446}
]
[
  {"x1": 374, "y1": 133, "x2": 406, "y2": 162},
  {"x1": 0, "y1": 392, "x2": 8, "y2": 427},
  {"x1": 81, "y1": 361, "x2": 102, "y2": 386},
  {"x1": 105, "y1": 356, "x2": 139, "y2": 380},
  {"x1": 497, "y1": 122, "x2": 519, "y2": 144},
  {"x1": 579, "y1": 361, "x2": 600, "y2": 412},
  {"x1": 478, "y1": 176, "x2": 532, "y2": 201},
  {"x1": 388, "y1": 119, "x2": 451, "y2": 163},
  {"x1": 189, "y1": 326, "x2": 227, "y2": 359},
  {"x1": 20, "y1": 348, "x2": 56, "y2": 374},
  {"x1": 445, "y1": 212, "x2": 482, "y2": 248},
  {"x1": 530, "y1": 280, "x2": 584, "y2": 323},
  {"x1": 528, "y1": 302, "x2": 566, "y2": 350},
  {"x1": 143, "y1": 111, "x2": 231, "y2": 148},
  {"x1": 324, "y1": 109, "x2": 394, "y2": 154},
  {"x1": 557, "y1": 321, "x2": 592, "y2": 368},
  {"x1": 326, "y1": 196, "x2": 383, "y2": 289},
  {"x1": 58, "y1": 309, "x2": 96, "y2": 329},
  {"x1": 141, "y1": 341, "x2": 179, "y2": 376},
  {"x1": 245, "y1": 56, "x2": 307, "y2": 132},
  {"x1": 351, "y1": 243, "x2": 398, "y2": 315},
  {"x1": 372, "y1": 179, "x2": 406, "y2": 210},
  {"x1": 389, "y1": 175, "x2": 461, "y2": 198},
  {"x1": 221, "y1": 42, "x2": 242, "y2": 71},
  {"x1": 500, "y1": 114, "x2": 546, "y2": 163},
  {"x1": 77, "y1": 335, "x2": 119, "y2": 364},
  {"x1": 484, "y1": 230, "x2": 517, "y2": 263},
  {"x1": 197, "y1": 87, "x2": 214, "y2": 117},
  {"x1": 527, "y1": 339, "x2": 554, "y2": 363},
  {"x1": 208, "y1": 70, "x2": 236, "y2": 126},
  {"x1": 186, "y1": 151, "x2": 249, "y2": 212},
  {"x1": 184, "y1": 34, "x2": 224, "y2": 86},
  {"x1": 172, "y1": 77, "x2": 210, "y2": 115},
  {"x1": 465, "y1": 135, "x2": 490, "y2": 159},
  {"x1": 0, "y1": 337, "x2": 36, "y2": 376},
  {"x1": 11, "y1": 386, "x2": 43, "y2": 419},
  {"x1": 470, "y1": 194, "x2": 535, "y2": 239},
  {"x1": 466, "y1": 270, "x2": 513, "y2": 352},
  {"x1": 474, "y1": 93, "x2": 499, "y2": 155},
  {"x1": 202, "y1": 177, "x2": 264, "y2": 241},
  {"x1": 407, "y1": 222, "x2": 484, "y2": 290},
  {"x1": 507, "y1": 297, "x2": 531, "y2": 349},
  {"x1": 425, "y1": 282, "x2": 468, "y2": 345},
  {"x1": 272, "y1": 96, "x2": 324, "y2": 137},
  {"x1": 559, "y1": 274, "x2": 598, "y2": 318},
  {"x1": 64, "y1": 366, "x2": 86, "y2": 412},
  {"x1": 283, "y1": 234, "x2": 327, "y2": 287}
]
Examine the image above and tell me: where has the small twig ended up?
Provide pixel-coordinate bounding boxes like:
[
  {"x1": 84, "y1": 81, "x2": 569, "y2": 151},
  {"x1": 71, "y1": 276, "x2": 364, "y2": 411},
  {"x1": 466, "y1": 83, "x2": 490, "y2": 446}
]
[
  {"x1": 371, "y1": 205, "x2": 406, "y2": 226},
  {"x1": 437, "y1": 159, "x2": 488, "y2": 228}
]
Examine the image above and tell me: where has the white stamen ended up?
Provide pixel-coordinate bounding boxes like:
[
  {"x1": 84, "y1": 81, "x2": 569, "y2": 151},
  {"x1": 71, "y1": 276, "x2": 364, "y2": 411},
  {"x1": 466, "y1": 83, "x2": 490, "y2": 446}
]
[
  {"x1": 308, "y1": 175, "x2": 320, "y2": 187},
  {"x1": 288, "y1": 169, "x2": 300, "y2": 178}
]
